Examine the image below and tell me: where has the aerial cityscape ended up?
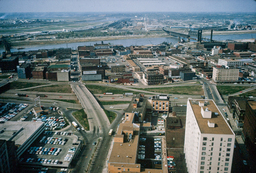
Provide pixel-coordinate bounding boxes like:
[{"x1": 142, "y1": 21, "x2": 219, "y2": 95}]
[{"x1": 0, "y1": 1, "x2": 256, "y2": 173}]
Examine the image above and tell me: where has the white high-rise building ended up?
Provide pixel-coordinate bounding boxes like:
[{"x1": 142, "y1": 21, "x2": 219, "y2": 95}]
[{"x1": 184, "y1": 99, "x2": 235, "y2": 173}]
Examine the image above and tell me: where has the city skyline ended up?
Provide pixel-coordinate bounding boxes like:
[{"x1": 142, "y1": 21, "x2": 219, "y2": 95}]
[{"x1": 0, "y1": 0, "x2": 256, "y2": 13}]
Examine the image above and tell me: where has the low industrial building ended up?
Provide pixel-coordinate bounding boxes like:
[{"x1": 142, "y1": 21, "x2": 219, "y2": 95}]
[
  {"x1": 180, "y1": 71, "x2": 196, "y2": 81},
  {"x1": 32, "y1": 66, "x2": 47, "y2": 79},
  {"x1": 143, "y1": 71, "x2": 164, "y2": 85},
  {"x1": 108, "y1": 94, "x2": 168, "y2": 173},
  {"x1": 17, "y1": 63, "x2": 32, "y2": 79},
  {"x1": 0, "y1": 56, "x2": 19, "y2": 73}
]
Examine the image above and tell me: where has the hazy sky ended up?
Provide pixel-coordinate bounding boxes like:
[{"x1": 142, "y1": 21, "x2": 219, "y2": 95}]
[{"x1": 0, "y1": 0, "x2": 256, "y2": 13}]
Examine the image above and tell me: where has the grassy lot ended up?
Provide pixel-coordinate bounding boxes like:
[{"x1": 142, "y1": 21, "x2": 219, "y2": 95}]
[
  {"x1": 99, "y1": 101, "x2": 131, "y2": 105},
  {"x1": 72, "y1": 109, "x2": 89, "y2": 130},
  {"x1": 54, "y1": 99, "x2": 78, "y2": 104},
  {"x1": 10, "y1": 81, "x2": 44, "y2": 89},
  {"x1": 139, "y1": 86, "x2": 204, "y2": 95},
  {"x1": 27, "y1": 85, "x2": 72, "y2": 93},
  {"x1": 240, "y1": 89, "x2": 256, "y2": 97},
  {"x1": 86, "y1": 85, "x2": 140, "y2": 95},
  {"x1": 104, "y1": 109, "x2": 116, "y2": 123},
  {"x1": 217, "y1": 86, "x2": 250, "y2": 96},
  {"x1": 0, "y1": 75, "x2": 10, "y2": 79}
]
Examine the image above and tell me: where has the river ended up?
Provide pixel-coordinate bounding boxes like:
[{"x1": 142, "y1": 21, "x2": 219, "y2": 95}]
[{"x1": 1, "y1": 33, "x2": 256, "y2": 53}]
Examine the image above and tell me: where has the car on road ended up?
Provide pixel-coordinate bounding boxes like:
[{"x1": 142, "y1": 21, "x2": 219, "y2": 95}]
[{"x1": 243, "y1": 160, "x2": 247, "y2": 165}]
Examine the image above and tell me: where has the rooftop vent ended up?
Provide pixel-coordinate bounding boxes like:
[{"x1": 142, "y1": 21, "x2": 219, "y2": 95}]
[
  {"x1": 199, "y1": 102, "x2": 205, "y2": 107},
  {"x1": 120, "y1": 144, "x2": 122, "y2": 146},
  {"x1": 117, "y1": 155, "x2": 120, "y2": 157},
  {"x1": 208, "y1": 121, "x2": 215, "y2": 128},
  {"x1": 201, "y1": 107, "x2": 212, "y2": 118}
]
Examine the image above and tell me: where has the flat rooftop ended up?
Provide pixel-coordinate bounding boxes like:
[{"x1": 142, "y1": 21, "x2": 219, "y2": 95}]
[
  {"x1": 0, "y1": 121, "x2": 44, "y2": 146},
  {"x1": 189, "y1": 99, "x2": 233, "y2": 135},
  {"x1": 248, "y1": 100, "x2": 256, "y2": 110},
  {"x1": 109, "y1": 132, "x2": 139, "y2": 164}
]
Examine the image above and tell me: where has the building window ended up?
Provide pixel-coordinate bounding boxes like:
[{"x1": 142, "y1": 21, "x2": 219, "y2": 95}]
[
  {"x1": 225, "y1": 158, "x2": 230, "y2": 161},
  {"x1": 210, "y1": 152, "x2": 213, "y2": 156},
  {"x1": 202, "y1": 152, "x2": 206, "y2": 155},
  {"x1": 212, "y1": 142, "x2": 214, "y2": 146},
  {"x1": 211, "y1": 147, "x2": 213, "y2": 151},
  {"x1": 203, "y1": 137, "x2": 207, "y2": 141},
  {"x1": 218, "y1": 158, "x2": 220, "y2": 161},
  {"x1": 201, "y1": 157, "x2": 205, "y2": 160},
  {"x1": 200, "y1": 166, "x2": 204, "y2": 170},
  {"x1": 209, "y1": 162, "x2": 212, "y2": 165},
  {"x1": 210, "y1": 157, "x2": 212, "y2": 161},
  {"x1": 225, "y1": 163, "x2": 229, "y2": 166},
  {"x1": 201, "y1": 161, "x2": 205, "y2": 165},
  {"x1": 224, "y1": 167, "x2": 228, "y2": 171},
  {"x1": 221, "y1": 138, "x2": 223, "y2": 141},
  {"x1": 202, "y1": 147, "x2": 206, "y2": 150},
  {"x1": 226, "y1": 153, "x2": 230, "y2": 157},
  {"x1": 219, "y1": 153, "x2": 221, "y2": 156},
  {"x1": 212, "y1": 137, "x2": 214, "y2": 141},
  {"x1": 203, "y1": 142, "x2": 207, "y2": 146},
  {"x1": 218, "y1": 162, "x2": 220, "y2": 166},
  {"x1": 227, "y1": 148, "x2": 231, "y2": 152},
  {"x1": 220, "y1": 143, "x2": 222, "y2": 146},
  {"x1": 217, "y1": 167, "x2": 219, "y2": 170},
  {"x1": 228, "y1": 138, "x2": 232, "y2": 142},
  {"x1": 118, "y1": 168, "x2": 121, "y2": 170},
  {"x1": 227, "y1": 143, "x2": 231, "y2": 147},
  {"x1": 209, "y1": 167, "x2": 211, "y2": 170}
]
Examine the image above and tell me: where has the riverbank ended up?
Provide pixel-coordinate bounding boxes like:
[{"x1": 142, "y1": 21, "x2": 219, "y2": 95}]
[
  {"x1": 203, "y1": 30, "x2": 256, "y2": 36},
  {"x1": 10, "y1": 30, "x2": 256, "y2": 48},
  {"x1": 11, "y1": 34, "x2": 168, "y2": 47}
]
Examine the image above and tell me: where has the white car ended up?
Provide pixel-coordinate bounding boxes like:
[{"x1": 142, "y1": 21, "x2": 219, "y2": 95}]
[{"x1": 243, "y1": 160, "x2": 247, "y2": 165}]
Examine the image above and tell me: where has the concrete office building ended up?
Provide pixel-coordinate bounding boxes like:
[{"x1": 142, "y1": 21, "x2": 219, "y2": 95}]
[
  {"x1": 0, "y1": 140, "x2": 17, "y2": 173},
  {"x1": 0, "y1": 121, "x2": 45, "y2": 158},
  {"x1": 212, "y1": 67, "x2": 239, "y2": 83},
  {"x1": 218, "y1": 59, "x2": 251, "y2": 67},
  {"x1": 184, "y1": 99, "x2": 235, "y2": 173}
]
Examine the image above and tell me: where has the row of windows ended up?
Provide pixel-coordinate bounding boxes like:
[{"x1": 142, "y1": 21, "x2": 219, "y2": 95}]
[
  {"x1": 203, "y1": 137, "x2": 232, "y2": 142},
  {"x1": 202, "y1": 152, "x2": 230, "y2": 157},
  {"x1": 201, "y1": 161, "x2": 229, "y2": 166},
  {"x1": 202, "y1": 142, "x2": 232, "y2": 147},
  {"x1": 200, "y1": 166, "x2": 229, "y2": 171}
]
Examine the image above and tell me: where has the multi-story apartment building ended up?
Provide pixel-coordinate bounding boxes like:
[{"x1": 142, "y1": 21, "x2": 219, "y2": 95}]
[
  {"x1": 212, "y1": 67, "x2": 239, "y2": 83},
  {"x1": 184, "y1": 99, "x2": 235, "y2": 173},
  {"x1": 150, "y1": 95, "x2": 170, "y2": 113}
]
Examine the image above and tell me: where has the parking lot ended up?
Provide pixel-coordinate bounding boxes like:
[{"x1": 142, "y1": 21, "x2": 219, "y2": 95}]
[
  {"x1": 137, "y1": 136, "x2": 163, "y2": 169},
  {"x1": 20, "y1": 130, "x2": 81, "y2": 168},
  {"x1": 0, "y1": 102, "x2": 29, "y2": 122}
]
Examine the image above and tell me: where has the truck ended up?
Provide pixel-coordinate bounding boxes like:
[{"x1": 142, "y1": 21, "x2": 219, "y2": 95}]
[
  {"x1": 124, "y1": 93, "x2": 133, "y2": 96},
  {"x1": 109, "y1": 129, "x2": 113, "y2": 136},
  {"x1": 16, "y1": 93, "x2": 28, "y2": 97},
  {"x1": 72, "y1": 121, "x2": 78, "y2": 128},
  {"x1": 36, "y1": 94, "x2": 48, "y2": 97},
  {"x1": 104, "y1": 92, "x2": 113, "y2": 95}
]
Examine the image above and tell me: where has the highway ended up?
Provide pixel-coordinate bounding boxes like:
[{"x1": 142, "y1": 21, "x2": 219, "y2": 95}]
[{"x1": 71, "y1": 82, "x2": 118, "y2": 173}]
